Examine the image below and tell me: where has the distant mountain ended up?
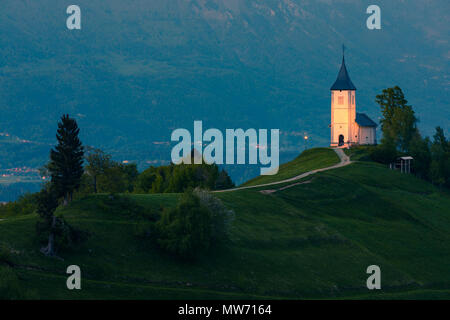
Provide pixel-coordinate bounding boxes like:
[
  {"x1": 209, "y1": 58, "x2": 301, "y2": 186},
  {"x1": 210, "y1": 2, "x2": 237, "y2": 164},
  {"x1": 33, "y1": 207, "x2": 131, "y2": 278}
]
[{"x1": 0, "y1": 0, "x2": 449, "y2": 187}]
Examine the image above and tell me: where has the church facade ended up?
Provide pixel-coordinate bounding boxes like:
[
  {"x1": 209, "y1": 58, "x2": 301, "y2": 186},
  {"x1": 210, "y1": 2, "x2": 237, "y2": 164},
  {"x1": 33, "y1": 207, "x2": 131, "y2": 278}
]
[{"x1": 330, "y1": 55, "x2": 377, "y2": 147}]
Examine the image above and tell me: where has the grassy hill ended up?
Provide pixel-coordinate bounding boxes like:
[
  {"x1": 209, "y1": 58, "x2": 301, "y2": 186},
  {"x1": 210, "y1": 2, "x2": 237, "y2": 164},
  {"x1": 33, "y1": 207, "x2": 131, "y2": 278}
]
[
  {"x1": 241, "y1": 148, "x2": 340, "y2": 186},
  {"x1": 1, "y1": 148, "x2": 450, "y2": 299}
]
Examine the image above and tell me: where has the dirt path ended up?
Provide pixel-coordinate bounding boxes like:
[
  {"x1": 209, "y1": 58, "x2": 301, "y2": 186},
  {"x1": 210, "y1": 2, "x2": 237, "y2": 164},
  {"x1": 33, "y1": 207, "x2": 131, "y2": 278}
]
[
  {"x1": 259, "y1": 179, "x2": 313, "y2": 194},
  {"x1": 214, "y1": 148, "x2": 351, "y2": 193}
]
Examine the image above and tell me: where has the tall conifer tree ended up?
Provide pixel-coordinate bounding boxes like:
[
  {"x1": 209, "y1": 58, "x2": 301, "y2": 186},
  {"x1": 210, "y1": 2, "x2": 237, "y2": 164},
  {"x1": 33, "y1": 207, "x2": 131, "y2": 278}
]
[{"x1": 49, "y1": 114, "x2": 84, "y2": 204}]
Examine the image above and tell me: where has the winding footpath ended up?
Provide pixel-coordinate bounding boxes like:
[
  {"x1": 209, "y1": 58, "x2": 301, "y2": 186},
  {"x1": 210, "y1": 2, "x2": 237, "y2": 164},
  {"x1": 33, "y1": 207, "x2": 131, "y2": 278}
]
[{"x1": 214, "y1": 148, "x2": 351, "y2": 193}]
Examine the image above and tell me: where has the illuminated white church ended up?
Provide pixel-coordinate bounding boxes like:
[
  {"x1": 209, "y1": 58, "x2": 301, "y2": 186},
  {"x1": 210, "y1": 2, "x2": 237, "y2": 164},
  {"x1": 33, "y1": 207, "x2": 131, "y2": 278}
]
[{"x1": 330, "y1": 54, "x2": 377, "y2": 147}]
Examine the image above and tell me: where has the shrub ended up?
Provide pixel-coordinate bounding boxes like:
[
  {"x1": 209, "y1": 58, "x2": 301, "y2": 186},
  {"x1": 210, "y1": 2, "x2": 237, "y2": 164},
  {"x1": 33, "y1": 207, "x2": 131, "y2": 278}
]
[
  {"x1": 134, "y1": 162, "x2": 234, "y2": 194},
  {"x1": 154, "y1": 189, "x2": 234, "y2": 259},
  {"x1": 155, "y1": 190, "x2": 212, "y2": 259},
  {"x1": 97, "y1": 166, "x2": 129, "y2": 194},
  {"x1": 193, "y1": 188, "x2": 234, "y2": 242},
  {"x1": 0, "y1": 193, "x2": 38, "y2": 218},
  {"x1": 370, "y1": 141, "x2": 398, "y2": 164}
]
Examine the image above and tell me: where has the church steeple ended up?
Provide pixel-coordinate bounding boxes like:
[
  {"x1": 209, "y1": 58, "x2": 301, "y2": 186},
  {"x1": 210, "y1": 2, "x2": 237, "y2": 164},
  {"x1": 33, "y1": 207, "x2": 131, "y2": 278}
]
[{"x1": 330, "y1": 47, "x2": 356, "y2": 91}]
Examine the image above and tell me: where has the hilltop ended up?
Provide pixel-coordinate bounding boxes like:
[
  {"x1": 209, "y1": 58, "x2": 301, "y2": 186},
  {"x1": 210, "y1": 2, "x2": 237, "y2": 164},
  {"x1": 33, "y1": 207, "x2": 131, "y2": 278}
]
[
  {"x1": 0, "y1": 148, "x2": 450, "y2": 299},
  {"x1": 241, "y1": 148, "x2": 340, "y2": 187}
]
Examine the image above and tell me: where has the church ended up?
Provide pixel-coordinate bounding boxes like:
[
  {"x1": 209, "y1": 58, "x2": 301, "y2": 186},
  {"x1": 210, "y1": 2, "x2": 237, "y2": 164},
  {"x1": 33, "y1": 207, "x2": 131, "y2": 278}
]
[{"x1": 329, "y1": 53, "x2": 377, "y2": 147}]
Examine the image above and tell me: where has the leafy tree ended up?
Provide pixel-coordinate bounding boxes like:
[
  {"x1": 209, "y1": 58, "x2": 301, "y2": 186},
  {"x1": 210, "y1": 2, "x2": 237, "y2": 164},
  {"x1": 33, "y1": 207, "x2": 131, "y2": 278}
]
[
  {"x1": 97, "y1": 166, "x2": 128, "y2": 194},
  {"x1": 155, "y1": 190, "x2": 212, "y2": 259},
  {"x1": 193, "y1": 188, "x2": 234, "y2": 242},
  {"x1": 96, "y1": 163, "x2": 138, "y2": 194},
  {"x1": 49, "y1": 114, "x2": 84, "y2": 205},
  {"x1": 373, "y1": 86, "x2": 443, "y2": 183},
  {"x1": 121, "y1": 163, "x2": 139, "y2": 192},
  {"x1": 0, "y1": 193, "x2": 38, "y2": 217},
  {"x1": 215, "y1": 169, "x2": 235, "y2": 190},
  {"x1": 430, "y1": 127, "x2": 450, "y2": 188},
  {"x1": 370, "y1": 138, "x2": 397, "y2": 164},
  {"x1": 83, "y1": 147, "x2": 139, "y2": 195},
  {"x1": 76, "y1": 173, "x2": 96, "y2": 196},
  {"x1": 374, "y1": 94, "x2": 449, "y2": 187},
  {"x1": 153, "y1": 189, "x2": 234, "y2": 259},
  {"x1": 151, "y1": 172, "x2": 165, "y2": 193},
  {"x1": 376, "y1": 86, "x2": 418, "y2": 153},
  {"x1": 134, "y1": 170, "x2": 157, "y2": 193},
  {"x1": 167, "y1": 165, "x2": 192, "y2": 192},
  {"x1": 85, "y1": 147, "x2": 113, "y2": 193},
  {"x1": 134, "y1": 162, "x2": 234, "y2": 194},
  {"x1": 409, "y1": 131, "x2": 431, "y2": 179}
]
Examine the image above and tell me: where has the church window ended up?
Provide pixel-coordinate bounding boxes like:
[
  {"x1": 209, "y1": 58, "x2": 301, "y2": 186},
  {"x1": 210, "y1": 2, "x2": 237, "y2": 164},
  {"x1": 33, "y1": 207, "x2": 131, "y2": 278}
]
[
  {"x1": 338, "y1": 96, "x2": 344, "y2": 105},
  {"x1": 352, "y1": 95, "x2": 355, "y2": 105}
]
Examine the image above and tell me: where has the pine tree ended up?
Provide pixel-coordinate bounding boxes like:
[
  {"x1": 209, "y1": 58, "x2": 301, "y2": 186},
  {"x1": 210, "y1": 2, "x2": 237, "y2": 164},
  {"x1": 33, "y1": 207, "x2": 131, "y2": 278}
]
[{"x1": 49, "y1": 114, "x2": 84, "y2": 205}]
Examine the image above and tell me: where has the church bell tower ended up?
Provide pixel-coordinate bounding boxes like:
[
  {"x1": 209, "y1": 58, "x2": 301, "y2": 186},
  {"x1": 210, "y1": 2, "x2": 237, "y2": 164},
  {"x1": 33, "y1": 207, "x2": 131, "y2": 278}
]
[{"x1": 330, "y1": 49, "x2": 357, "y2": 147}]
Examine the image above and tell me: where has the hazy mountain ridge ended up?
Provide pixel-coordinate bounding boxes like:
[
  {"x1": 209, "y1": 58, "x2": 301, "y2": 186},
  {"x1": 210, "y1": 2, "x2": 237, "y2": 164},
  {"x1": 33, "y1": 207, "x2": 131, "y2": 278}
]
[{"x1": 0, "y1": 0, "x2": 448, "y2": 186}]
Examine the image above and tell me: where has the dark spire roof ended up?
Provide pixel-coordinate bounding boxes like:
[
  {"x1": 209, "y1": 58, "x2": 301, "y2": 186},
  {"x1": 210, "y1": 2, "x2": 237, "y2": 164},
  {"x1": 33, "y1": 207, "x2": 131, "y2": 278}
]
[{"x1": 330, "y1": 55, "x2": 356, "y2": 91}]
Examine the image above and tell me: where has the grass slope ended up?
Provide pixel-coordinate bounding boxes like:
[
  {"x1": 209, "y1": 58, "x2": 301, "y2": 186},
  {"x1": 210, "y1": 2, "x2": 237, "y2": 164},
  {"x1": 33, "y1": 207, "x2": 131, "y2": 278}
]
[
  {"x1": 242, "y1": 148, "x2": 340, "y2": 187},
  {"x1": 1, "y1": 149, "x2": 449, "y2": 299}
]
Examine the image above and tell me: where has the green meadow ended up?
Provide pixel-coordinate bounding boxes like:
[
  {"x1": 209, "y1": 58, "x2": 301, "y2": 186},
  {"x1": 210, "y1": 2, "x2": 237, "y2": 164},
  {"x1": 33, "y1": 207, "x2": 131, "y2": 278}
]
[
  {"x1": 242, "y1": 148, "x2": 339, "y2": 186},
  {"x1": 0, "y1": 148, "x2": 449, "y2": 299}
]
